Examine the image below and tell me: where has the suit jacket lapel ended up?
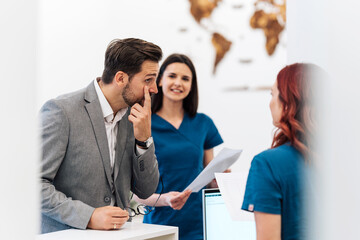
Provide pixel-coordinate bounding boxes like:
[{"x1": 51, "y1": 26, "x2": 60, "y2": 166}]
[
  {"x1": 114, "y1": 109, "x2": 130, "y2": 181},
  {"x1": 84, "y1": 82, "x2": 113, "y2": 187}
]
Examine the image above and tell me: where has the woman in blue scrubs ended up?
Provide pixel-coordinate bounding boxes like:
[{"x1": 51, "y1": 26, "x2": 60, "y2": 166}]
[
  {"x1": 242, "y1": 63, "x2": 322, "y2": 240},
  {"x1": 135, "y1": 54, "x2": 223, "y2": 240}
]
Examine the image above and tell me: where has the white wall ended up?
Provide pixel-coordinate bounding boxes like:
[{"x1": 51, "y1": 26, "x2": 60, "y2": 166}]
[
  {"x1": 287, "y1": 0, "x2": 360, "y2": 239},
  {"x1": 0, "y1": 0, "x2": 39, "y2": 238},
  {"x1": 38, "y1": 0, "x2": 279, "y2": 174}
]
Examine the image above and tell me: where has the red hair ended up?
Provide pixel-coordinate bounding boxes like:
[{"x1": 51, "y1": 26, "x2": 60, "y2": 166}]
[{"x1": 271, "y1": 63, "x2": 318, "y2": 160}]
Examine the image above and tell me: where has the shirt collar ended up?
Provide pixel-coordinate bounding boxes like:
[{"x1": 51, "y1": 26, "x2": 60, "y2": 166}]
[{"x1": 93, "y1": 78, "x2": 127, "y2": 123}]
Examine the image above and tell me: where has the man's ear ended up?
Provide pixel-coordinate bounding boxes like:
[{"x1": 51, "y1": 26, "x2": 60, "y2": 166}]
[
  {"x1": 114, "y1": 71, "x2": 128, "y2": 86},
  {"x1": 158, "y1": 77, "x2": 163, "y2": 87}
]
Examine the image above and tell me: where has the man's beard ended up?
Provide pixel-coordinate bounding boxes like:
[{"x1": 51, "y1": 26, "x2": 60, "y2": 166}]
[{"x1": 122, "y1": 82, "x2": 143, "y2": 107}]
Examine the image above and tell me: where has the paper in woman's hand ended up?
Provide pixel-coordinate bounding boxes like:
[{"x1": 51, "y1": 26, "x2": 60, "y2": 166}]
[{"x1": 184, "y1": 148, "x2": 242, "y2": 192}]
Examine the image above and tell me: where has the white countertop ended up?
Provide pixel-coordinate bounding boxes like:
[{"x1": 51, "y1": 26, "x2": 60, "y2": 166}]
[{"x1": 37, "y1": 222, "x2": 178, "y2": 240}]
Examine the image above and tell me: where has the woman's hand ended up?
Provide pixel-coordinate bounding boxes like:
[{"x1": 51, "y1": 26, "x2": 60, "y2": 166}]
[{"x1": 162, "y1": 189, "x2": 192, "y2": 210}]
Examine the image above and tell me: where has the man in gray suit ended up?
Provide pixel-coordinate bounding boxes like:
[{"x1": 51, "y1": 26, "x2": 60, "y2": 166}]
[{"x1": 40, "y1": 38, "x2": 162, "y2": 233}]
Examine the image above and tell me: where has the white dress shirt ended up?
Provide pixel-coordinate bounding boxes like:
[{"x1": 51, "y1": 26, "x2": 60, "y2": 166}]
[
  {"x1": 94, "y1": 79, "x2": 128, "y2": 170},
  {"x1": 94, "y1": 79, "x2": 148, "y2": 206}
]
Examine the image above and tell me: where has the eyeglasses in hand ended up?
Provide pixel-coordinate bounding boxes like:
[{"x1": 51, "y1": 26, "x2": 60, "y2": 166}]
[{"x1": 126, "y1": 176, "x2": 164, "y2": 217}]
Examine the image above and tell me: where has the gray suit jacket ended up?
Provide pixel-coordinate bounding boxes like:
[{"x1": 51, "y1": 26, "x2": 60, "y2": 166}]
[{"x1": 40, "y1": 82, "x2": 159, "y2": 233}]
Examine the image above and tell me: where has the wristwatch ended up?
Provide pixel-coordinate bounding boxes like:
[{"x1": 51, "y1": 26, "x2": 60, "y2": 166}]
[{"x1": 135, "y1": 136, "x2": 153, "y2": 149}]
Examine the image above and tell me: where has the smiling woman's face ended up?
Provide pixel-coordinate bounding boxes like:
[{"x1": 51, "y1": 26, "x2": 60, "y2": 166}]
[{"x1": 159, "y1": 62, "x2": 193, "y2": 103}]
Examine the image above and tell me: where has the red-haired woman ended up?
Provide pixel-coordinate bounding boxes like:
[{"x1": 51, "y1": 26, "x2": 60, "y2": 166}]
[{"x1": 242, "y1": 63, "x2": 320, "y2": 240}]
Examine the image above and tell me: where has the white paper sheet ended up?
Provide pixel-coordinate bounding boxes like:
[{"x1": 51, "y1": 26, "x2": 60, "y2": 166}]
[
  {"x1": 184, "y1": 148, "x2": 242, "y2": 192},
  {"x1": 215, "y1": 172, "x2": 254, "y2": 221}
]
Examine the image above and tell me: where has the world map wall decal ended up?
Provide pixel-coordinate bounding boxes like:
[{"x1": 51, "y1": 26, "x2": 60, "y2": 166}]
[{"x1": 188, "y1": 0, "x2": 286, "y2": 75}]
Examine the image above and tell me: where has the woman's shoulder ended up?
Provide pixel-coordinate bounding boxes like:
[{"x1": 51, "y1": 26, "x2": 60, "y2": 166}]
[
  {"x1": 254, "y1": 144, "x2": 303, "y2": 166},
  {"x1": 258, "y1": 144, "x2": 297, "y2": 155},
  {"x1": 189, "y1": 112, "x2": 213, "y2": 123},
  {"x1": 151, "y1": 113, "x2": 167, "y2": 127},
  {"x1": 187, "y1": 113, "x2": 219, "y2": 131},
  {"x1": 151, "y1": 113, "x2": 160, "y2": 121}
]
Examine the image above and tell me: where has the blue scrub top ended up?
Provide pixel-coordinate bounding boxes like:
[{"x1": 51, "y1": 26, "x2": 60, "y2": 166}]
[
  {"x1": 143, "y1": 113, "x2": 223, "y2": 240},
  {"x1": 242, "y1": 144, "x2": 307, "y2": 240}
]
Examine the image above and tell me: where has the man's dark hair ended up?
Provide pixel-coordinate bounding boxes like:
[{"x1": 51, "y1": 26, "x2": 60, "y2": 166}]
[
  {"x1": 152, "y1": 53, "x2": 198, "y2": 117},
  {"x1": 101, "y1": 38, "x2": 163, "y2": 84}
]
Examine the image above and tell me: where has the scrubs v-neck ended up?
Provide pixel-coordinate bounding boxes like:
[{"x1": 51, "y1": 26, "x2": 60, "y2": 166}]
[{"x1": 143, "y1": 113, "x2": 223, "y2": 240}]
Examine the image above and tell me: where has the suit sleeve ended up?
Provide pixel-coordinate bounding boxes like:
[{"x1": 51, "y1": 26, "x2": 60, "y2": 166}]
[
  {"x1": 131, "y1": 143, "x2": 159, "y2": 199},
  {"x1": 40, "y1": 100, "x2": 94, "y2": 229}
]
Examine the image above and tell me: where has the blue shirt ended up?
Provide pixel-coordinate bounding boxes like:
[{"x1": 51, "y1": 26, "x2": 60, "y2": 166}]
[
  {"x1": 242, "y1": 144, "x2": 306, "y2": 240},
  {"x1": 143, "y1": 113, "x2": 223, "y2": 240}
]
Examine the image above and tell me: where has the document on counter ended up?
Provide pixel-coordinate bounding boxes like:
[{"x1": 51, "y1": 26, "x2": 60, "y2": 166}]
[
  {"x1": 215, "y1": 172, "x2": 254, "y2": 221},
  {"x1": 184, "y1": 148, "x2": 242, "y2": 192}
]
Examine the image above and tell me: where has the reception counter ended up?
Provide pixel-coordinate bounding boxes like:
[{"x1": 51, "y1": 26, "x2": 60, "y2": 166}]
[{"x1": 37, "y1": 222, "x2": 178, "y2": 240}]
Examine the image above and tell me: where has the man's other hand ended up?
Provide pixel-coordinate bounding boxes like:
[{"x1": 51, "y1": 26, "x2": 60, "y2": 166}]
[{"x1": 87, "y1": 206, "x2": 129, "y2": 230}]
